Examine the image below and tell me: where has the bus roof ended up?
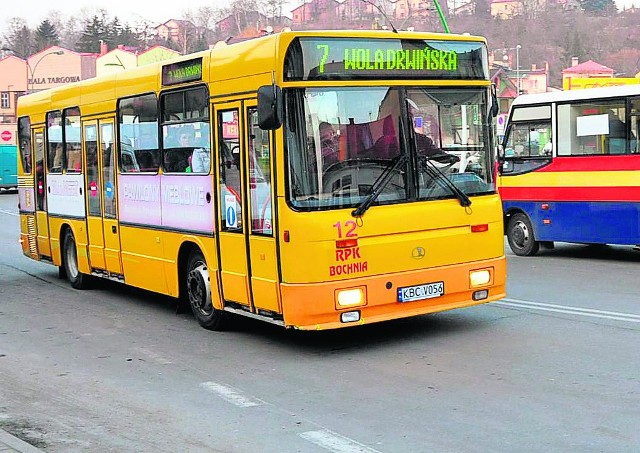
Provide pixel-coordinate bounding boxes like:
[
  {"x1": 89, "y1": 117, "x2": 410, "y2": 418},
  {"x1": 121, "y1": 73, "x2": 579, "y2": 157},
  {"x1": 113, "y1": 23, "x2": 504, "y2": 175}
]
[
  {"x1": 512, "y1": 84, "x2": 640, "y2": 107},
  {"x1": 17, "y1": 29, "x2": 488, "y2": 119}
]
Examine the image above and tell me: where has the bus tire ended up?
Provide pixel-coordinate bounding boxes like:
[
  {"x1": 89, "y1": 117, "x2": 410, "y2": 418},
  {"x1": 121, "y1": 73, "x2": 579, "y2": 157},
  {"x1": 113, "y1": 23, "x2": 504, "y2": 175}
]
[
  {"x1": 507, "y1": 213, "x2": 540, "y2": 257},
  {"x1": 62, "y1": 230, "x2": 90, "y2": 289},
  {"x1": 185, "y1": 250, "x2": 225, "y2": 330}
]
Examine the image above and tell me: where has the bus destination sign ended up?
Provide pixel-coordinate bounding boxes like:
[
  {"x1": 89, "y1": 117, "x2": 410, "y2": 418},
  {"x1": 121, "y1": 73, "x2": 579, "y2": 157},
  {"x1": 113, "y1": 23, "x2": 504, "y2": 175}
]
[
  {"x1": 285, "y1": 38, "x2": 487, "y2": 81},
  {"x1": 162, "y1": 58, "x2": 203, "y2": 86}
]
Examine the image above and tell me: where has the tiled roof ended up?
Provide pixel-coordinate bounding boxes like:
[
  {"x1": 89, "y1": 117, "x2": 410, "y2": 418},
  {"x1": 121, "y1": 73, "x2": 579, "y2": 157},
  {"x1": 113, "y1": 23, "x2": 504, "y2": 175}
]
[{"x1": 563, "y1": 60, "x2": 614, "y2": 74}]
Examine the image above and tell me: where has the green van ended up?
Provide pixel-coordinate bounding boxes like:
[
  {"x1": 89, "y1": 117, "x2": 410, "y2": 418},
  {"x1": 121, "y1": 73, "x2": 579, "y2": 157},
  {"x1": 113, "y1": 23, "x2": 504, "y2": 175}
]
[{"x1": 0, "y1": 144, "x2": 18, "y2": 190}]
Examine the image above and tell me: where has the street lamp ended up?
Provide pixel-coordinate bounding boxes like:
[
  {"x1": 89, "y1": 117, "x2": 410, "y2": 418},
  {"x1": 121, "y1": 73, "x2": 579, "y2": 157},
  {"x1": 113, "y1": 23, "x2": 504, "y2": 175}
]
[
  {"x1": 27, "y1": 50, "x2": 64, "y2": 93},
  {"x1": 497, "y1": 46, "x2": 522, "y2": 95},
  {"x1": 516, "y1": 44, "x2": 522, "y2": 95}
]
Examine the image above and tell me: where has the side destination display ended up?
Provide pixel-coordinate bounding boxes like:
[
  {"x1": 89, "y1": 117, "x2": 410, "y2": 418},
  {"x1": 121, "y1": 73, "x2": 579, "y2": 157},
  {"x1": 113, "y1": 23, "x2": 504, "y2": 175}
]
[{"x1": 162, "y1": 58, "x2": 203, "y2": 86}]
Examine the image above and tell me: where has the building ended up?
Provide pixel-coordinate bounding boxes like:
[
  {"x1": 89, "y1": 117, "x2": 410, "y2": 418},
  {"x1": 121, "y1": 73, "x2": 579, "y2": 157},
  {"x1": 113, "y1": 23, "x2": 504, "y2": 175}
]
[
  {"x1": 0, "y1": 55, "x2": 27, "y2": 124},
  {"x1": 336, "y1": 0, "x2": 376, "y2": 21},
  {"x1": 490, "y1": 0, "x2": 522, "y2": 19},
  {"x1": 291, "y1": 0, "x2": 340, "y2": 26},
  {"x1": 491, "y1": 66, "x2": 519, "y2": 115},
  {"x1": 137, "y1": 45, "x2": 182, "y2": 66},
  {"x1": 215, "y1": 11, "x2": 270, "y2": 37},
  {"x1": 155, "y1": 19, "x2": 196, "y2": 42},
  {"x1": 96, "y1": 45, "x2": 138, "y2": 77},
  {"x1": 394, "y1": 0, "x2": 434, "y2": 20},
  {"x1": 451, "y1": 1, "x2": 475, "y2": 16},
  {"x1": 27, "y1": 46, "x2": 96, "y2": 93},
  {"x1": 519, "y1": 63, "x2": 550, "y2": 94},
  {"x1": 1, "y1": 46, "x2": 96, "y2": 124},
  {"x1": 96, "y1": 43, "x2": 180, "y2": 77},
  {"x1": 0, "y1": 42, "x2": 182, "y2": 129},
  {"x1": 562, "y1": 58, "x2": 615, "y2": 90}
]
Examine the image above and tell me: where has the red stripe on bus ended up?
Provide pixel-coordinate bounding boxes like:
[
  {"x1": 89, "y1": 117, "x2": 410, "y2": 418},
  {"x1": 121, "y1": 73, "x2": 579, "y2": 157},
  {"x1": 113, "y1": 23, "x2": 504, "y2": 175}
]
[
  {"x1": 499, "y1": 186, "x2": 640, "y2": 202},
  {"x1": 537, "y1": 155, "x2": 640, "y2": 172}
]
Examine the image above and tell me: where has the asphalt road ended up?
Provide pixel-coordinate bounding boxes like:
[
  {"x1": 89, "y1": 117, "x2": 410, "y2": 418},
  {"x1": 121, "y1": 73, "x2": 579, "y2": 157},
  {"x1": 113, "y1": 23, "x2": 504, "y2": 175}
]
[{"x1": 1, "y1": 191, "x2": 638, "y2": 453}]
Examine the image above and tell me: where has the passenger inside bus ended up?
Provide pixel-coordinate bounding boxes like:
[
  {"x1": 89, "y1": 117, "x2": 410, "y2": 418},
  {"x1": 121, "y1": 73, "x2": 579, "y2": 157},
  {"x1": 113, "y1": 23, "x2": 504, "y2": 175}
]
[
  {"x1": 137, "y1": 151, "x2": 155, "y2": 171},
  {"x1": 190, "y1": 143, "x2": 210, "y2": 173}
]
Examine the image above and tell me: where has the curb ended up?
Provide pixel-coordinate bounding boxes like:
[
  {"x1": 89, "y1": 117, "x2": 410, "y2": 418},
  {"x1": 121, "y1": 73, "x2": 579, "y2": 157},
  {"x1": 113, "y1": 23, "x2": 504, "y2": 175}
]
[{"x1": 0, "y1": 429, "x2": 44, "y2": 453}]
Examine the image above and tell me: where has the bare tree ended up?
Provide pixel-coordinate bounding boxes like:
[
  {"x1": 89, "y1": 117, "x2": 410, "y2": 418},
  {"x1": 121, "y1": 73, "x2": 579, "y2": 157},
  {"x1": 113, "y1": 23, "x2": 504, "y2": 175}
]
[
  {"x1": 223, "y1": 0, "x2": 267, "y2": 35},
  {"x1": 3, "y1": 18, "x2": 33, "y2": 58},
  {"x1": 264, "y1": 0, "x2": 287, "y2": 21}
]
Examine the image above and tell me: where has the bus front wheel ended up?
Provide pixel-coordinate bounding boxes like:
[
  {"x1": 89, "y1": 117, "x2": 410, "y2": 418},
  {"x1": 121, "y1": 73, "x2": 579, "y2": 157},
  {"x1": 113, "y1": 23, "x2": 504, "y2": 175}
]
[
  {"x1": 62, "y1": 230, "x2": 90, "y2": 289},
  {"x1": 507, "y1": 213, "x2": 540, "y2": 257},
  {"x1": 185, "y1": 250, "x2": 225, "y2": 331}
]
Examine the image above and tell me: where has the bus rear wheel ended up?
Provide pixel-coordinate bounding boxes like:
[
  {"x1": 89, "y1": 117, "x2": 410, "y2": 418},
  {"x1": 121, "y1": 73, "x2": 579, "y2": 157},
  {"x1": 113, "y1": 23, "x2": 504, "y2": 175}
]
[
  {"x1": 185, "y1": 250, "x2": 225, "y2": 330},
  {"x1": 62, "y1": 230, "x2": 90, "y2": 289},
  {"x1": 507, "y1": 213, "x2": 540, "y2": 257}
]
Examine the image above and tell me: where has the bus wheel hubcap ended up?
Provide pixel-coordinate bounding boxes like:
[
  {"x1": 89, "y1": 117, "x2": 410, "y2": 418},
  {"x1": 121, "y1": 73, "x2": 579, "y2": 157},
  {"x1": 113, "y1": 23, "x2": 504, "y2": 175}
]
[
  {"x1": 66, "y1": 239, "x2": 78, "y2": 278},
  {"x1": 513, "y1": 221, "x2": 529, "y2": 248},
  {"x1": 187, "y1": 263, "x2": 212, "y2": 316}
]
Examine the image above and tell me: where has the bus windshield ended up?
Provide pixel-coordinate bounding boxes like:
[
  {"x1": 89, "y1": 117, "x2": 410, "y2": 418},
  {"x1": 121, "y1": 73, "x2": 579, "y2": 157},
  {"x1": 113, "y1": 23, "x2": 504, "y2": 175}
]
[{"x1": 285, "y1": 86, "x2": 494, "y2": 210}]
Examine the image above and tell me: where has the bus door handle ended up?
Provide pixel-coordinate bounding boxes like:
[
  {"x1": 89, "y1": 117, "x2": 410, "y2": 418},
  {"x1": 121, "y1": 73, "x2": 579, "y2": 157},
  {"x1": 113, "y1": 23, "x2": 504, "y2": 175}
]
[{"x1": 112, "y1": 226, "x2": 117, "y2": 234}]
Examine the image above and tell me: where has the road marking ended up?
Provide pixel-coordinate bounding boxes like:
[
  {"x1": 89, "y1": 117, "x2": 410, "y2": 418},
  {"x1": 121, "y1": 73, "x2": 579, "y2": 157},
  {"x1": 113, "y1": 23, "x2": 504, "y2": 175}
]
[
  {"x1": 300, "y1": 429, "x2": 381, "y2": 453},
  {"x1": 0, "y1": 209, "x2": 18, "y2": 216},
  {"x1": 495, "y1": 298, "x2": 640, "y2": 323},
  {"x1": 200, "y1": 381, "x2": 263, "y2": 407}
]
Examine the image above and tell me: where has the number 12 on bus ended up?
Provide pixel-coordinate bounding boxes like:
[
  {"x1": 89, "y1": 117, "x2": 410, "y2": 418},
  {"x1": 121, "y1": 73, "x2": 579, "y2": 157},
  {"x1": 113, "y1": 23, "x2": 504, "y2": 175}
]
[{"x1": 17, "y1": 30, "x2": 506, "y2": 331}]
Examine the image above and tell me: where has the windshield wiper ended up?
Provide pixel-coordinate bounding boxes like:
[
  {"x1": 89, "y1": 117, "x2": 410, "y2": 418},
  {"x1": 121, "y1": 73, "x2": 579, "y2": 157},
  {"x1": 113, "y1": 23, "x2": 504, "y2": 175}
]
[
  {"x1": 351, "y1": 154, "x2": 407, "y2": 217},
  {"x1": 419, "y1": 155, "x2": 472, "y2": 207}
]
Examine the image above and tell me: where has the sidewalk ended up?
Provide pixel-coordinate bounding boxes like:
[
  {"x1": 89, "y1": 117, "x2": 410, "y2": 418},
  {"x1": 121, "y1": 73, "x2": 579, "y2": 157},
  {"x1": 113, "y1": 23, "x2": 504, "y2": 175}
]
[{"x1": 0, "y1": 429, "x2": 44, "y2": 453}]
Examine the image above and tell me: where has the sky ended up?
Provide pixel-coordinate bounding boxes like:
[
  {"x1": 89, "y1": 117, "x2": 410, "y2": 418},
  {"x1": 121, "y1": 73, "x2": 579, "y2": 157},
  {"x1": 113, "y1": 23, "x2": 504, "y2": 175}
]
[{"x1": 1, "y1": 0, "x2": 638, "y2": 31}]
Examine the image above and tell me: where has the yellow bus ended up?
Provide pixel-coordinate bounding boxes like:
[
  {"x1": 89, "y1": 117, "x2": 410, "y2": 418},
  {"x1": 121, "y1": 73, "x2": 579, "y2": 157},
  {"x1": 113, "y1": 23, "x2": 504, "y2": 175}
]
[{"x1": 16, "y1": 30, "x2": 506, "y2": 331}]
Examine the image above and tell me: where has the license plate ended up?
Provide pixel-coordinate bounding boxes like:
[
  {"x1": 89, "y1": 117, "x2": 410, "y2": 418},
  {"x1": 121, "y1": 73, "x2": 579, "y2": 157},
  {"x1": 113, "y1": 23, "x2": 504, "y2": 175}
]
[{"x1": 397, "y1": 281, "x2": 444, "y2": 303}]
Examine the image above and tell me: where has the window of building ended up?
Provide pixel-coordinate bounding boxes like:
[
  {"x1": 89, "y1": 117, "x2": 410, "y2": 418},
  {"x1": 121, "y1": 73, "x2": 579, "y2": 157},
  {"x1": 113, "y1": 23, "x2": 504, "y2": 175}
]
[{"x1": 1, "y1": 92, "x2": 9, "y2": 109}]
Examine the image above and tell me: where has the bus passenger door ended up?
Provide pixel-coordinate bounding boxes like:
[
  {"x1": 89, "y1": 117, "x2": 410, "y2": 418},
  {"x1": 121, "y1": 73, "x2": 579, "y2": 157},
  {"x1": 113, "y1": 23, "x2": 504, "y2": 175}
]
[
  {"x1": 245, "y1": 104, "x2": 280, "y2": 314},
  {"x1": 99, "y1": 120, "x2": 123, "y2": 275},
  {"x1": 33, "y1": 128, "x2": 51, "y2": 258},
  {"x1": 83, "y1": 120, "x2": 106, "y2": 271},
  {"x1": 215, "y1": 104, "x2": 251, "y2": 306}
]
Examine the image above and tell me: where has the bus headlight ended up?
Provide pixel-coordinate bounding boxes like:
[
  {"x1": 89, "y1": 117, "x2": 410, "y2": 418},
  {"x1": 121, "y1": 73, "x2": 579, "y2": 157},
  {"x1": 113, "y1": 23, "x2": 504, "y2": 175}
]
[
  {"x1": 470, "y1": 269, "x2": 491, "y2": 287},
  {"x1": 335, "y1": 287, "x2": 366, "y2": 308}
]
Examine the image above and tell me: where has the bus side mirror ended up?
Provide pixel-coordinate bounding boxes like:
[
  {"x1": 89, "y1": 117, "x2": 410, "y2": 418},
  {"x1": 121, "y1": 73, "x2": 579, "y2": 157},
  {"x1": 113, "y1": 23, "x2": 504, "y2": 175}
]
[
  {"x1": 497, "y1": 144, "x2": 505, "y2": 173},
  {"x1": 490, "y1": 84, "x2": 499, "y2": 118},
  {"x1": 258, "y1": 84, "x2": 283, "y2": 130}
]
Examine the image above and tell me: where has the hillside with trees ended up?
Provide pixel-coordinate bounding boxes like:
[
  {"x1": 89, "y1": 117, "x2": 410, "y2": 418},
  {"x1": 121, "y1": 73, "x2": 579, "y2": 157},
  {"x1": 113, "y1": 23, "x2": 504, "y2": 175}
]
[{"x1": 2, "y1": 0, "x2": 639, "y2": 87}]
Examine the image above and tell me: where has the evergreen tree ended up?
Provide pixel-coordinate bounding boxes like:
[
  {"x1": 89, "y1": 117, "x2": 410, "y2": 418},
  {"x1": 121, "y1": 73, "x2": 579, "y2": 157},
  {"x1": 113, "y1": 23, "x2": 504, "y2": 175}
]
[
  {"x1": 75, "y1": 15, "x2": 109, "y2": 53},
  {"x1": 34, "y1": 20, "x2": 60, "y2": 52},
  {"x1": 117, "y1": 24, "x2": 142, "y2": 48},
  {"x1": 108, "y1": 17, "x2": 124, "y2": 48}
]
